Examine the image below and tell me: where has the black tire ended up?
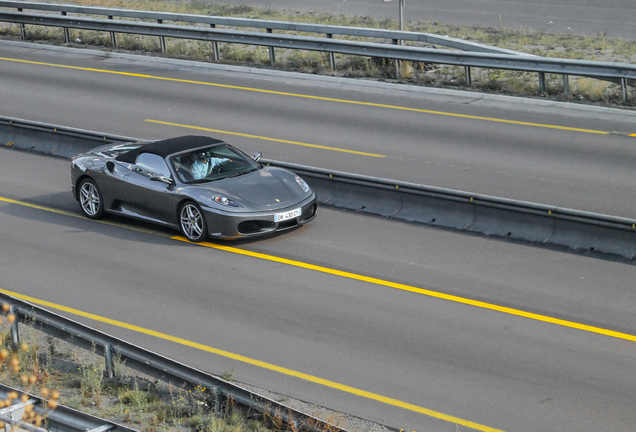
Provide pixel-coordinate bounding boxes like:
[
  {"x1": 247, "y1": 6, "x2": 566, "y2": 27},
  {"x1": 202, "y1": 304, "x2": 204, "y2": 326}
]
[
  {"x1": 179, "y1": 202, "x2": 208, "y2": 242},
  {"x1": 78, "y1": 178, "x2": 105, "y2": 219}
]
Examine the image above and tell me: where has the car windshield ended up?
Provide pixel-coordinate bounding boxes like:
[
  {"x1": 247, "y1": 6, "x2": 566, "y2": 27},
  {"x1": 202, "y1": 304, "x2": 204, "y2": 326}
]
[{"x1": 170, "y1": 144, "x2": 259, "y2": 183}]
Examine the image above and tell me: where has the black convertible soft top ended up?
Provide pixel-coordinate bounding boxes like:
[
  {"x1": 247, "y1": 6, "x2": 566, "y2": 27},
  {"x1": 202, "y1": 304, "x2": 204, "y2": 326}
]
[{"x1": 115, "y1": 135, "x2": 224, "y2": 163}]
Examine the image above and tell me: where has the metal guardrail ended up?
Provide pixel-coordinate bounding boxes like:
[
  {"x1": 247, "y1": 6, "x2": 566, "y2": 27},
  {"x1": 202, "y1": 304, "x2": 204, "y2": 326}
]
[
  {"x1": 0, "y1": 382, "x2": 137, "y2": 432},
  {"x1": 2, "y1": 115, "x2": 635, "y2": 259},
  {"x1": 0, "y1": 0, "x2": 524, "y2": 55},
  {"x1": 0, "y1": 292, "x2": 348, "y2": 432},
  {"x1": 0, "y1": 1, "x2": 634, "y2": 100}
]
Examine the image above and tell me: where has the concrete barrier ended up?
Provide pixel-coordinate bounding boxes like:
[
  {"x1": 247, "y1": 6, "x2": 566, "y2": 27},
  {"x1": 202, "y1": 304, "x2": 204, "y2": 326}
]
[
  {"x1": 2, "y1": 115, "x2": 635, "y2": 260},
  {"x1": 0, "y1": 117, "x2": 132, "y2": 157}
]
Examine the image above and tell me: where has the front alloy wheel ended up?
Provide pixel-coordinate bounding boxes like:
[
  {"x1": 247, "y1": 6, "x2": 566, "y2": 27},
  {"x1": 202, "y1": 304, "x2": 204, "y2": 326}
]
[
  {"x1": 180, "y1": 202, "x2": 208, "y2": 242},
  {"x1": 78, "y1": 178, "x2": 105, "y2": 219}
]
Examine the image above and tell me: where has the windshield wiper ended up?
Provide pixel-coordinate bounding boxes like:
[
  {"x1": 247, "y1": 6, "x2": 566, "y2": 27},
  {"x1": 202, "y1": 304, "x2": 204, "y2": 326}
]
[{"x1": 228, "y1": 170, "x2": 252, "y2": 178}]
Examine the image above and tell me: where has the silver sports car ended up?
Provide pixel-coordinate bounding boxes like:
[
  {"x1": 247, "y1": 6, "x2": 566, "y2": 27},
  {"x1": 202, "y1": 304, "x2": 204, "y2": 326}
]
[{"x1": 71, "y1": 135, "x2": 317, "y2": 241}]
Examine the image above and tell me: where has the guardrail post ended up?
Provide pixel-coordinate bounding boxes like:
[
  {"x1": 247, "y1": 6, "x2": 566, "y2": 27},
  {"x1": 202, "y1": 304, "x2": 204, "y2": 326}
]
[
  {"x1": 9, "y1": 305, "x2": 19, "y2": 349},
  {"x1": 104, "y1": 343, "x2": 114, "y2": 378},
  {"x1": 465, "y1": 66, "x2": 472, "y2": 86},
  {"x1": 157, "y1": 19, "x2": 166, "y2": 53},
  {"x1": 267, "y1": 28, "x2": 275, "y2": 64},
  {"x1": 212, "y1": 387, "x2": 220, "y2": 412},
  {"x1": 108, "y1": 16, "x2": 117, "y2": 47},
  {"x1": 61, "y1": 11, "x2": 70, "y2": 43},
  {"x1": 392, "y1": 38, "x2": 400, "y2": 78},
  {"x1": 326, "y1": 33, "x2": 335, "y2": 70},
  {"x1": 210, "y1": 24, "x2": 219, "y2": 61},
  {"x1": 17, "y1": 8, "x2": 26, "y2": 40},
  {"x1": 538, "y1": 72, "x2": 546, "y2": 94},
  {"x1": 563, "y1": 74, "x2": 570, "y2": 94},
  {"x1": 621, "y1": 78, "x2": 628, "y2": 104}
]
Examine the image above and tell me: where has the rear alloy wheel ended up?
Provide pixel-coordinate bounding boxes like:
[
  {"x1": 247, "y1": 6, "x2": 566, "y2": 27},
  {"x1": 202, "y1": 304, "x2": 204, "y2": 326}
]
[
  {"x1": 78, "y1": 178, "x2": 105, "y2": 219},
  {"x1": 179, "y1": 202, "x2": 208, "y2": 242}
]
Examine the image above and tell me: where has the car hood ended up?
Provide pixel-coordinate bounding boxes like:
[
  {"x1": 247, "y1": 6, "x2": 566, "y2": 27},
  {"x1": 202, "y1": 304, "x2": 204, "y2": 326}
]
[{"x1": 199, "y1": 167, "x2": 301, "y2": 208}]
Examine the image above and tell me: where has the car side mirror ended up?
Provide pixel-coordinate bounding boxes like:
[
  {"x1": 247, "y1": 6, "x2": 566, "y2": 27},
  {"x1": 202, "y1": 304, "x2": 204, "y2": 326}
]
[
  {"x1": 150, "y1": 175, "x2": 174, "y2": 185},
  {"x1": 252, "y1": 152, "x2": 262, "y2": 162}
]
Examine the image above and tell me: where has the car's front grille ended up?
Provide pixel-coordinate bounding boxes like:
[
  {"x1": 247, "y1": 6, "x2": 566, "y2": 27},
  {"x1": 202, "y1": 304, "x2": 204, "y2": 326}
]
[
  {"x1": 300, "y1": 204, "x2": 317, "y2": 222},
  {"x1": 238, "y1": 220, "x2": 276, "y2": 235},
  {"x1": 277, "y1": 219, "x2": 300, "y2": 230},
  {"x1": 237, "y1": 203, "x2": 316, "y2": 236}
]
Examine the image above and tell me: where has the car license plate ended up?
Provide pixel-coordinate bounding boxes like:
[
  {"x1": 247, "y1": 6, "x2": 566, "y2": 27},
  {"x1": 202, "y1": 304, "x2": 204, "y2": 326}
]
[{"x1": 275, "y1": 208, "x2": 301, "y2": 222}]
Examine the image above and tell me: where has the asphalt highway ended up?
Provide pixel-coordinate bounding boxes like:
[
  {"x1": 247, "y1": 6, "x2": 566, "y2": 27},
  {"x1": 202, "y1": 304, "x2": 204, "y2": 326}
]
[
  {"x1": 2, "y1": 41, "x2": 636, "y2": 431},
  {"x1": 210, "y1": 0, "x2": 636, "y2": 39},
  {"x1": 1, "y1": 41, "x2": 636, "y2": 219},
  {"x1": 2, "y1": 141, "x2": 636, "y2": 432}
]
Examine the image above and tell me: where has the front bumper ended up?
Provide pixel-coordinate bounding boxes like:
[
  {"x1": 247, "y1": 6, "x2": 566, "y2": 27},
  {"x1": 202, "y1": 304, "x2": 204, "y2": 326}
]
[{"x1": 202, "y1": 193, "x2": 317, "y2": 239}]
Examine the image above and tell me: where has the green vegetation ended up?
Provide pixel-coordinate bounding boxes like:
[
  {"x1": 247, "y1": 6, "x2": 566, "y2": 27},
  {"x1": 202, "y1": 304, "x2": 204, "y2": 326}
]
[
  {"x1": 0, "y1": 313, "x2": 355, "y2": 432},
  {"x1": 0, "y1": 0, "x2": 634, "y2": 106},
  {"x1": 0, "y1": 306, "x2": 60, "y2": 429}
]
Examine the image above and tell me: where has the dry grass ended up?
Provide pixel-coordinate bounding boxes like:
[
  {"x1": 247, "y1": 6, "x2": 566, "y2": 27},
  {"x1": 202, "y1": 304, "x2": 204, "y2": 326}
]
[
  {"x1": 0, "y1": 314, "x2": 375, "y2": 432},
  {"x1": 0, "y1": 307, "x2": 60, "y2": 429},
  {"x1": 0, "y1": 319, "x2": 280, "y2": 431}
]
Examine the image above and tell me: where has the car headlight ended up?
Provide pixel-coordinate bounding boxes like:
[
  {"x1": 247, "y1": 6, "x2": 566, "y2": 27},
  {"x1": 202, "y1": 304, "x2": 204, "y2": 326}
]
[
  {"x1": 213, "y1": 195, "x2": 240, "y2": 207},
  {"x1": 295, "y1": 175, "x2": 310, "y2": 193}
]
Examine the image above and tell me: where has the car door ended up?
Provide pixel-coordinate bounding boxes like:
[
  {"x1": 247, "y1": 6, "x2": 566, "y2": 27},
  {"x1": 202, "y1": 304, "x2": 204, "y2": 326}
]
[
  {"x1": 123, "y1": 153, "x2": 179, "y2": 225},
  {"x1": 98, "y1": 160, "x2": 132, "y2": 210}
]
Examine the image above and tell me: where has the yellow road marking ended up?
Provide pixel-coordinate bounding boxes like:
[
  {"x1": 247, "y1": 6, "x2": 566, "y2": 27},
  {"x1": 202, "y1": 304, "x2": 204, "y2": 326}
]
[
  {"x1": 5, "y1": 194, "x2": 636, "y2": 429},
  {"x1": 0, "y1": 56, "x2": 622, "y2": 136},
  {"x1": 3, "y1": 193, "x2": 636, "y2": 345},
  {"x1": 0, "y1": 196, "x2": 167, "y2": 235},
  {"x1": 0, "y1": 196, "x2": 77, "y2": 216},
  {"x1": 144, "y1": 119, "x2": 386, "y2": 157},
  {"x1": 174, "y1": 237, "x2": 636, "y2": 343},
  {"x1": 0, "y1": 288, "x2": 505, "y2": 432}
]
